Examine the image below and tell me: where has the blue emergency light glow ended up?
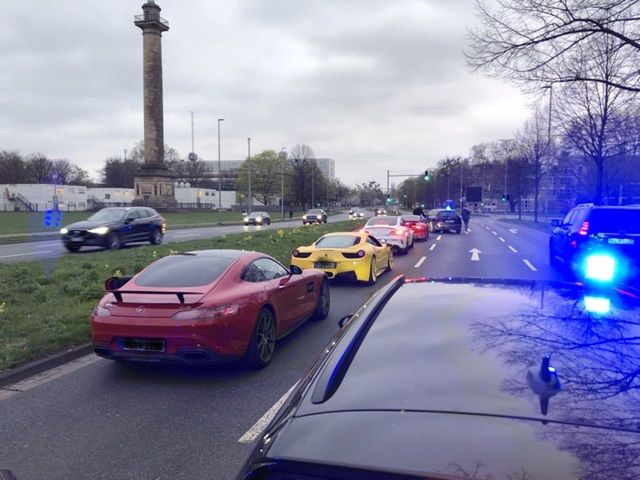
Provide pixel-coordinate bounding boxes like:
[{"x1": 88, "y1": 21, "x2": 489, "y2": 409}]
[
  {"x1": 584, "y1": 254, "x2": 616, "y2": 282},
  {"x1": 583, "y1": 296, "x2": 611, "y2": 314}
]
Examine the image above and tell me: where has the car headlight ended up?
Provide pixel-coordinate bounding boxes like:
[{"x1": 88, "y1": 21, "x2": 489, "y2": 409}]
[
  {"x1": 60, "y1": 227, "x2": 68, "y2": 234},
  {"x1": 88, "y1": 226, "x2": 110, "y2": 235},
  {"x1": 583, "y1": 296, "x2": 611, "y2": 314},
  {"x1": 256, "y1": 217, "x2": 262, "y2": 222},
  {"x1": 584, "y1": 254, "x2": 616, "y2": 282},
  {"x1": 303, "y1": 215, "x2": 307, "y2": 219},
  {"x1": 244, "y1": 217, "x2": 249, "y2": 222}
]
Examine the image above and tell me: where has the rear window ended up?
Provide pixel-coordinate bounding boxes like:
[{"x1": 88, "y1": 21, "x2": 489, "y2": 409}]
[
  {"x1": 316, "y1": 235, "x2": 360, "y2": 248},
  {"x1": 433, "y1": 210, "x2": 458, "y2": 218},
  {"x1": 367, "y1": 217, "x2": 396, "y2": 226},
  {"x1": 590, "y1": 208, "x2": 640, "y2": 234},
  {"x1": 402, "y1": 215, "x2": 421, "y2": 222},
  {"x1": 135, "y1": 255, "x2": 235, "y2": 287}
]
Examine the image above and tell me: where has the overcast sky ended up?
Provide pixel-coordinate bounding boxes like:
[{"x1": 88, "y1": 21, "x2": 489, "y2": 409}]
[{"x1": 0, "y1": 0, "x2": 532, "y2": 187}]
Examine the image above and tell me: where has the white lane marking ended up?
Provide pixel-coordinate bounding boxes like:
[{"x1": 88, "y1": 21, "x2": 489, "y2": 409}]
[
  {"x1": 238, "y1": 383, "x2": 298, "y2": 444},
  {"x1": 0, "y1": 250, "x2": 52, "y2": 259},
  {"x1": 436, "y1": 235, "x2": 442, "y2": 241},
  {"x1": 509, "y1": 229, "x2": 518, "y2": 234},
  {"x1": 485, "y1": 226, "x2": 491, "y2": 230},
  {"x1": 0, "y1": 355, "x2": 102, "y2": 401},
  {"x1": 469, "y1": 248, "x2": 482, "y2": 261},
  {"x1": 414, "y1": 256, "x2": 426, "y2": 268},
  {"x1": 491, "y1": 231, "x2": 498, "y2": 236},
  {"x1": 429, "y1": 243, "x2": 436, "y2": 251},
  {"x1": 499, "y1": 237, "x2": 505, "y2": 242},
  {"x1": 523, "y1": 259, "x2": 538, "y2": 271},
  {"x1": 508, "y1": 245, "x2": 518, "y2": 253}
]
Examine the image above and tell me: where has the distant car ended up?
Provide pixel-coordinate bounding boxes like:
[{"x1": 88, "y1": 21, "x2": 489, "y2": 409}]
[
  {"x1": 60, "y1": 207, "x2": 165, "y2": 252},
  {"x1": 400, "y1": 214, "x2": 429, "y2": 241},
  {"x1": 238, "y1": 276, "x2": 640, "y2": 479},
  {"x1": 291, "y1": 231, "x2": 392, "y2": 284},
  {"x1": 427, "y1": 208, "x2": 462, "y2": 233},
  {"x1": 91, "y1": 250, "x2": 330, "y2": 369},
  {"x1": 349, "y1": 208, "x2": 365, "y2": 219},
  {"x1": 362, "y1": 215, "x2": 413, "y2": 254},
  {"x1": 549, "y1": 204, "x2": 640, "y2": 282},
  {"x1": 244, "y1": 211, "x2": 271, "y2": 225},
  {"x1": 302, "y1": 209, "x2": 327, "y2": 224},
  {"x1": 374, "y1": 207, "x2": 386, "y2": 216}
]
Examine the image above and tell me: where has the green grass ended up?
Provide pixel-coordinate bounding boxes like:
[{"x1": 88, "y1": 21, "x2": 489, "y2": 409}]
[
  {"x1": 0, "y1": 220, "x2": 363, "y2": 373},
  {"x1": 0, "y1": 210, "x2": 311, "y2": 237}
]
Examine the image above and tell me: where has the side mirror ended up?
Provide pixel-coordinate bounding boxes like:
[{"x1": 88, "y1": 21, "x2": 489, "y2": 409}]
[
  {"x1": 105, "y1": 276, "x2": 133, "y2": 291},
  {"x1": 290, "y1": 265, "x2": 303, "y2": 275},
  {"x1": 550, "y1": 219, "x2": 561, "y2": 228},
  {"x1": 338, "y1": 314, "x2": 353, "y2": 328},
  {"x1": 124, "y1": 217, "x2": 135, "y2": 224}
]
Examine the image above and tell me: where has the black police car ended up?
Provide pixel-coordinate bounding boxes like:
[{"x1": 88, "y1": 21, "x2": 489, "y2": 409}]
[
  {"x1": 426, "y1": 208, "x2": 462, "y2": 233},
  {"x1": 549, "y1": 204, "x2": 640, "y2": 281},
  {"x1": 238, "y1": 275, "x2": 640, "y2": 479},
  {"x1": 60, "y1": 207, "x2": 165, "y2": 252}
]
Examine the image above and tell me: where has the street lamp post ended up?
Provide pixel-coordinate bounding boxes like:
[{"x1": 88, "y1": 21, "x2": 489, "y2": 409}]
[
  {"x1": 217, "y1": 118, "x2": 224, "y2": 222},
  {"x1": 311, "y1": 160, "x2": 315, "y2": 208},
  {"x1": 247, "y1": 137, "x2": 252, "y2": 214},
  {"x1": 542, "y1": 84, "x2": 553, "y2": 219},
  {"x1": 280, "y1": 147, "x2": 286, "y2": 219}
]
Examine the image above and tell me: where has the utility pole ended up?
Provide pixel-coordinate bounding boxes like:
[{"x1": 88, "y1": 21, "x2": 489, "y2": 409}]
[
  {"x1": 280, "y1": 147, "x2": 286, "y2": 219},
  {"x1": 190, "y1": 111, "x2": 195, "y2": 154},
  {"x1": 248, "y1": 137, "x2": 252, "y2": 214},
  {"x1": 217, "y1": 118, "x2": 224, "y2": 221}
]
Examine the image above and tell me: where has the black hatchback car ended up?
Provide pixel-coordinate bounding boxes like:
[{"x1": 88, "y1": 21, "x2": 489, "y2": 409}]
[
  {"x1": 60, "y1": 207, "x2": 165, "y2": 252},
  {"x1": 426, "y1": 208, "x2": 462, "y2": 233},
  {"x1": 239, "y1": 276, "x2": 640, "y2": 479},
  {"x1": 549, "y1": 204, "x2": 640, "y2": 281}
]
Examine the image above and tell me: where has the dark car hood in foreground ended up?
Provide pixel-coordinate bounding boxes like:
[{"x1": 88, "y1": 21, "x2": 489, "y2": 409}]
[
  {"x1": 64, "y1": 220, "x2": 118, "y2": 230},
  {"x1": 259, "y1": 280, "x2": 640, "y2": 479}
]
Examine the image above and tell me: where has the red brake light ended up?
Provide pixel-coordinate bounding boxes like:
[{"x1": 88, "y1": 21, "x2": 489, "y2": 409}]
[{"x1": 578, "y1": 221, "x2": 589, "y2": 236}]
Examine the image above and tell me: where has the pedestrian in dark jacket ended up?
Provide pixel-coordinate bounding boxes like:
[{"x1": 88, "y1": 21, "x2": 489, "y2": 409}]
[{"x1": 461, "y1": 205, "x2": 471, "y2": 232}]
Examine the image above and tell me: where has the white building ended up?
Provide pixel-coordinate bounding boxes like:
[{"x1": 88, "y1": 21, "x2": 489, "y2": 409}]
[{"x1": 1, "y1": 183, "x2": 87, "y2": 212}]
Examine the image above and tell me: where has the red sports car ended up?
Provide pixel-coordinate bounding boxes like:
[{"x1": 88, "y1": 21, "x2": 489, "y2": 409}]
[
  {"x1": 400, "y1": 214, "x2": 429, "y2": 241},
  {"x1": 91, "y1": 249, "x2": 330, "y2": 368}
]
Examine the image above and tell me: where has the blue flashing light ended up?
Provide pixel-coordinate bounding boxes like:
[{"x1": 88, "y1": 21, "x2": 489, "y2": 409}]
[
  {"x1": 445, "y1": 205, "x2": 452, "y2": 211},
  {"x1": 583, "y1": 296, "x2": 611, "y2": 315},
  {"x1": 43, "y1": 209, "x2": 63, "y2": 228},
  {"x1": 584, "y1": 254, "x2": 616, "y2": 282}
]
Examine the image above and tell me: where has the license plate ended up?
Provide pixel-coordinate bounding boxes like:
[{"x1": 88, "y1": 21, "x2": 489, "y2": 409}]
[
  {"x1": 122, "y1": 338, "x2": 166, "y2": 352},
  {"x1": 608, "y1": 238, "x2": 634, "y2": 245},
  {"x1": 71, "y1": 237, "x2": 84, "y2": 242},
  {"x1": 314, "y1": 262, "x2": 336, "y2": 269},
  {"x1": 445, "y1": 219, "x2": 455, "y2": 223}
]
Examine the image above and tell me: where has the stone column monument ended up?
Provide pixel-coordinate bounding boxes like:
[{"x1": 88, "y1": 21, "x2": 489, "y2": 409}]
[{"x1": 133, "y1": 1, "x2": 175, "y2": 207}]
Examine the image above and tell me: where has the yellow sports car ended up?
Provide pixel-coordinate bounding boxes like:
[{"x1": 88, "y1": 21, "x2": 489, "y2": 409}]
[{"x1": 291, "y1": 231, "x2": 393, "y2": 284}]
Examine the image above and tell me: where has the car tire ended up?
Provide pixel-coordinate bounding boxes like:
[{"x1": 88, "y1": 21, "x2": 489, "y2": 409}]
[
  {"x1": 106, "y1": 232, "x2": 122, "y2": 250},
  {"x1": 244, "y1": 308, "x2": 276, "y2": 369},
  {"x1": 366, "y1": 257, "x2": 377, "y2": 285},
  {"x1": 387, "y1": 250, "x2": 393, "y2": 271},
  {"x1": 266, "y1": 219, "x2": 271, "y2": 225},
  {"x1": 456, "y1": 228, "x2": 461, "y2": 234},
  {"x1": 65, "y1": 244, "x2": 80, "y2": 253},
  {"x1": 311, "y1": 279, "x2": 330, "y2": 321},
  {"x1": 149, "y1": 228, "x2": 163, "y2": 245}
]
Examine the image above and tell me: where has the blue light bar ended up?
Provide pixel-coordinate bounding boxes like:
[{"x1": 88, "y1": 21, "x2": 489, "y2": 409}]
[
  {"x1": 583, "y1": 296, "x2": 611, "y2": 314},
  {"x1": 584, "y1": 254, "x2": 616, "y2": 282}
]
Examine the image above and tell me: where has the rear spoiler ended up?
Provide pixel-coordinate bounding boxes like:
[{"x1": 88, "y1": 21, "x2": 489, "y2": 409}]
[
  {"x1": 104, "y1": 276, "x2": 203, "y2": 304},
  {"x1": 106, "y1": 289, "x2": 203, "y2": 304}
]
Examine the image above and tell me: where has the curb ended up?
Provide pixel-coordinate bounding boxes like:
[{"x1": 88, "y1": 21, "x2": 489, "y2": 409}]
[{"x1": 0, "y1": 343, "x2": 93, "y2": 389}]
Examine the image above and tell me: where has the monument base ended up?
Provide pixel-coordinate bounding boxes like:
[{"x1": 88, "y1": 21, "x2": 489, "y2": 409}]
[{"x1": 133, "y1": 166, "x2": 177, "y2": 208}]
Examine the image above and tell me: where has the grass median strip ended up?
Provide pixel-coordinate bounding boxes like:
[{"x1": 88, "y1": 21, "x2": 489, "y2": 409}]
[{"x1": 0, "y1": 220, "x2": 362, "y2": 373}]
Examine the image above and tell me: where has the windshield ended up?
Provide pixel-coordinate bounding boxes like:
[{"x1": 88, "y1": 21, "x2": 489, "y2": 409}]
[
  {"x1": 87, "y1": 209, "x2": 126, "y2": 222},
  {"x1": 135, "y1": 255, "x2": 234, "y2": 287},
  {"x1": 315, "y1": 235, "x2": 360, "y2": 248}
]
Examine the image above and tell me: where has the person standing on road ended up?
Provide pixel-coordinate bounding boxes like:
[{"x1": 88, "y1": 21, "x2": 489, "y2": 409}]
[
  {"x1": 289, "y1": 209, "x2": 293, "y2": 219},
  {"x1": 461, "y1": 205, "x2": 471, "y2": 232}
]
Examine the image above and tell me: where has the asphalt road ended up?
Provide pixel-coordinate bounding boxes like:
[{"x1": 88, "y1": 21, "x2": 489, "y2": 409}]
[
  {"x1": 0, "y1": 214, "x2": 564, "y2": 480},
  {"x1": 0, "y1": 213, "x2": 351, "y2": 264}
]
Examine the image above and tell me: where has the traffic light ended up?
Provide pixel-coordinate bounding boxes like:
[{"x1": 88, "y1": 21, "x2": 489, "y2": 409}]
[
  {"x1": 501, "y1": 194, "x2": 507, "y2": 202},
  {"x1": 386, "y1": 195, "x2": 392, "y2": 204},
  {"x1": 424, "y1": 170, "x2": 430, "y2": 181}
]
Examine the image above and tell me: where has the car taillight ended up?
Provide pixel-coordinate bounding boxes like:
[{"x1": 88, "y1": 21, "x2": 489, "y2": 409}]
[
  {"x1": 360, "y1": 229, "x2": 368, "y2": 234},
  {"x1": 292, "y1": 249, "x2": 300, "y2": 257},
  {"x1": 92, "y1": 305, "x2": 111, "y2": 317},
  {"x1": 173, "y1": 304, "x2": 239, "y2": 321},
  {"x1": 416, "y1": 224, "x2": 425, "y2": 230},
  {"x1": 343, "y1": 250, "x2": 366, "y2": 259},
  {"x1": 394, "y1": 229, "x2": 404, "y2": 235},
  {"x1": 578, "y1": 221, "x2": 589, "y2": 236}
]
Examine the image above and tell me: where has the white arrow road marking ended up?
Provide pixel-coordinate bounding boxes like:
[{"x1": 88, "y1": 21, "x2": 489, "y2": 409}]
[
  {"x1": 436, "y1": 235, "x2": 442, "y2": 241},
  {"x1": 469, "y1": 248, "x2": 482, "y2": 261},
  {"x1": 508, "y1": 245, "x2": 518, "y2": 253},
  {"x1": 508, "y1": 229, "x2": 518, "y2": 234},
  {"x1": 238, "y1": 383, "x2": 298, "y2": 444},
  {"x1": 429, "y1": 243, "x2": 436, "y2": 251},
  {"x1": 499, "y1": 237, "x2": 505, "y2": 242},
  {"x1": 523, "y1": 259, "x2": 538, "y2": 271},
  {"x1": 414, "y1": 256, "x2": 426, "y2": 268},
  {"x1": 0, "y1": 251, "x2": 52, "y2": 259}
]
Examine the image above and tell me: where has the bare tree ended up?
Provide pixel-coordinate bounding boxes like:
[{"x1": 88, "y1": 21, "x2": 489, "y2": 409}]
[
  {"x1": 0, "y1": 151, "x2": 27, "y2": 184},
  {"x1": 25, "y1": 154, "x2": 53, "y2": 183},
  {"x1": 466, "y1": 0, "x2": 640, "y2": 93},
  {"x1": 517, "y1": 108, "x2": 550, "y2": 221}
]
